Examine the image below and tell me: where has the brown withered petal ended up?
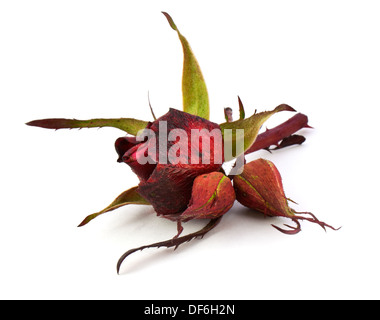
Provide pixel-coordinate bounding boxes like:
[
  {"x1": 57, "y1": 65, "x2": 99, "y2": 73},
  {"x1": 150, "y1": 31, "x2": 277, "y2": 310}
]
[
  {"x1": 137, "y1": 164, "x2": 198, "y2": 216},
  {"x1": 122, "y1": 143, "x2": 157, "y2": 182},
  {"x1": 147, "y1": 108, "x2": 223, "y2": 168},
  {"x1": 234, "y1": 158, "x2": 339, "y2": 234},
  {"x1": 177, "y1": 172, "x2": 235, "y2": 222},
  {"x1": 115, "y1": 136, "x2": 138, "y2": 163}
]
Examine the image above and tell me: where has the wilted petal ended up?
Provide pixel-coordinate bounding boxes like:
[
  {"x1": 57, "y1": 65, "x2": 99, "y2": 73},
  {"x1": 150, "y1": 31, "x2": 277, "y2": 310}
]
[
  {"x1": 122, "y1": 142, "x2": 157, "y2": 182},
  {"x1": 137, "y1": 164, "x2": 200, "y2": 216},
  {"x1": 115, "y1": 136, "x2": 138, "y2": 163},
  {"x1": 148, "y1": 108, "x2": 223, "y2": 170},
  {"x1": 135, "y1": 109, "x2": 225, "y2": 215}
]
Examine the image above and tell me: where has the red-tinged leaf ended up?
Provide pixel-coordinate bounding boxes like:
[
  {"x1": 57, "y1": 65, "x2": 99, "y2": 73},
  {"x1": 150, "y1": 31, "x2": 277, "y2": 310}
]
[
  {"x1": 238, "y1": 96, "x2": 245, "y2": 120},
  {"x1": 116, "y1": 217, "x2": 222, "y2": 274},
  {"x1": 233, "y1": 159, "x2": 291, "y2": 217},
  {"x1": 177, "y1": 172, "x2": 235, "y2": 221},
  {"x1": 26, "y1": 118, "x2": 149, "y2": 135},
  {"x1": 78, "y1": 186, "x2": 150, "y2": 227},
  {"x1": 245, "y1": 113, "x2": 310, "y2": 154},
  {"x1": 272, "y1": 134, "x2": 306, "y2": 150},
  {"x1": 233, "y1": 158, "x2": 340, "y2": 234},
  {"x1": 162, "y1": 12, "x2": 210, "y2": 120}
]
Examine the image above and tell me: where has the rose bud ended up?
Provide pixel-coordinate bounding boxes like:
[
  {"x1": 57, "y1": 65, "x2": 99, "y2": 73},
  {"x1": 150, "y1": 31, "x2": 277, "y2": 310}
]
[
  {"x1": 163, "y1": 171, "x2": 235, "y2": 237},
  {"x1": 172, "y1": 172, "x2": 235, "y2": 222},
  {"x1": 115, "y1": 108, "x2": 224, "y2": 217},
  {"x1": 25, "y1": 11, "x2": 326, "y2": 273},
  {"x1": 233, "y1": 158, "x2": 339, "y2": 234}
]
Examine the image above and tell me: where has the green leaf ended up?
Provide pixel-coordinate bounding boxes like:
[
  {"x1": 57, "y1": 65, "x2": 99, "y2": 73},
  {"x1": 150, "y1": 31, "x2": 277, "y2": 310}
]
[
  {"x1": 78, "y1": 186, "x2": 150, "y2": 227},
  {"x1": 26, "y1": 118, "x2": 149, "y2": 135},
  {"x1": 162, "y1": 12, "x2": 210, "y2": 120},
  {"x1": 220, "y1": 104, "x2": 296, "y2": 161}
]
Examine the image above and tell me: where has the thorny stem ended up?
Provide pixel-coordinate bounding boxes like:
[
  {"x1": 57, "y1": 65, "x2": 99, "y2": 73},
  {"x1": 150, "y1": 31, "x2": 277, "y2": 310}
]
[
  {"x1": 116, "y1": 217, "x2": 222, "y2": 274},
  {"x1": 245, "y1": 113, "x2": 311, "y2": 154},
  {"x1": 226, "y1": 112, "x2": 309, "y2": 178}
]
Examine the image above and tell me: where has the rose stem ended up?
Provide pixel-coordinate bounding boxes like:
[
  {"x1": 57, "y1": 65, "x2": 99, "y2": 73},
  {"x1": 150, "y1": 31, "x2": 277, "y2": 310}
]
[{"x1": 245, "y1": 113, "x2": 310, "y2": 154}]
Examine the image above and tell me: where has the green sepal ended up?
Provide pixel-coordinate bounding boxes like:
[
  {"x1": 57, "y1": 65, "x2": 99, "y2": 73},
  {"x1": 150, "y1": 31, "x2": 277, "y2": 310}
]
[
  {"x1": 238, "y1": 96, "x2": 245, "y2": 120},
  {"x1": 162, "y1": 12, "x2": 210, "y2": 120},
  {"x1": 220, "y1": 104, "x2": 296, "y2": 161},
  {"x1": 78, "y1": 186, "x2": 150, "y2": 227}
]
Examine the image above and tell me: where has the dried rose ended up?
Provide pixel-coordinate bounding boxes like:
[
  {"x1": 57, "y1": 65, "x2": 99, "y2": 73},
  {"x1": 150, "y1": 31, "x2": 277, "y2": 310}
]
[
  {"x1": 171, "y1": 172, "x2": 235, "y2": 222},
  {"x1": 234, "y1": 158, "x2": 339, "y2": 234},
  {"x1": 118, "y1": 108, "x2": 224, "y2": 217},
  {"x1": 26, "y1": 12, "x2": 329, "y2": 273}
]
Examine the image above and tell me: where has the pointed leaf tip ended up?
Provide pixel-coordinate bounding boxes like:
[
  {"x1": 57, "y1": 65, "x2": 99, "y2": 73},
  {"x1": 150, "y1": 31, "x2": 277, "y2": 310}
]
[
  {"x1": 162, "y1": 12, "x2": 178, "y2": 30},
  {"x1": 78, "y1": 186, "x2": 150, "y2": 227},
  {"x1": 275, "y1": 104, "x2": 296, "y2": 112},
  {"x1": 163, "y1": 12, "x2": 210, "y2": 120},
  {"x1": 220, "y1": 104, "x2": 296, "y2": 160},
  {"x1": 238, "y1": 96, "x2": 245, "y2": 120}
]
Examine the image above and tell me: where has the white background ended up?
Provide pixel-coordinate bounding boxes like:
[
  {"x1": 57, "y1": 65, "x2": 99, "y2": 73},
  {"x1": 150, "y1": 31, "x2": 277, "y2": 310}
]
[{"x1": 1, "y1": 0, "x2": 379, "y2": 299}]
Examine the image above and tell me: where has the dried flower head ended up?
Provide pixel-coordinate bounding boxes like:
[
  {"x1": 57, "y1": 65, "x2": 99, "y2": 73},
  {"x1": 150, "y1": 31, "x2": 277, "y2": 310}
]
[
  {"x1": 26, "y1": 12, "x2": 338, "y2": 273},
  {"x1": 234, "y1": 159, "x2": 340, "y2": 234}
]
